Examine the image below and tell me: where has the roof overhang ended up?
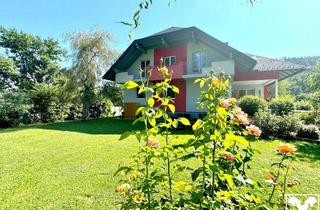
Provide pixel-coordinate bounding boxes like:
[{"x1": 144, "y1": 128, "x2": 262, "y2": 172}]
[{"x1": 103, "y1": 27, "x2": 257, "y2": 80}]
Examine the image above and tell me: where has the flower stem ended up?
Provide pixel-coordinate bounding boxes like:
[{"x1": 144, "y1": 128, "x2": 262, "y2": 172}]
[
  {"x1": 165, "y1": 131, "x2": 173, "y2": 203},
  {"x1": 268, "y1": 155, "x2": 286, "y2": 203}
]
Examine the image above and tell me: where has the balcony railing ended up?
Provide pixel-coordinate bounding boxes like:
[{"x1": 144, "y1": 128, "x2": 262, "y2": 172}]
[{"x1": 148, "y1": 61, "x2": 186, "y2": 81}]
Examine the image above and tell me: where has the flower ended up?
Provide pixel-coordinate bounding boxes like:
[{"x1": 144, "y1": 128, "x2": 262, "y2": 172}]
[
  {"x1": 115, "y1": 183, "x2": 130, "y2": 193},
  {"x1": 222, "y1": 151, "x2": 236, "y2": 162},
  {"x1": 128, "y1": 171, "x2": 142, "y2": 181},
  {"x1": 159, "y1": 67, "x2": 172, "y2": 79},
  {"x1": 228, "y1": 98, "x2": 237, "y2": 105},
  {"x1": 265, "y1": 175, "x2": 278, "y2": 186},
  {"x1": 133, "y1": 194, "x2": 145, "y2": 203},
  {"x1": 219, "y1": 99, "x2": 231, "y2": 108},
  {"x1": 235, "y1": 112, "x2": 250, "y2": 125},
  {"x1": 147, "y1": 139, "x2": 160, "y2": 149},
  {"x1": 276, "y1": 143, "x2": 297, "y2": 155},
  {"x1": 246, "y1": 125, "x2": 262, "y2": 137},
  {"x1": 211, "y1": 76, "x2": 220, "y2": 86}
]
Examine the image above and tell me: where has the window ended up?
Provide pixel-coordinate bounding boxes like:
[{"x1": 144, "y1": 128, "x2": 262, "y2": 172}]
[
  {"x1": 163, "y1": 56, "x2": 176, "y2": 66},
  {"x1": 192, "y1": 52, "x2": 207, "y2": 72},
  {"x1": 140, "y1": 60, "x2": 150, "y2": 77},
  {"x1": 136, "y1": 88, "x2": 145, "y2": 98},
  {"x1": 232, "y1": 89, "x2": 256, "y2": 98}
]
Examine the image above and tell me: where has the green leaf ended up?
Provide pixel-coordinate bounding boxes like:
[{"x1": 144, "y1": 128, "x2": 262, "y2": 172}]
[
  {"x1": 138, "y1": 86, "x2": 144, "y2": 94},
  {"x1": 224, "y1": 173, "x2": 234, "y2": 189},
  {"x1": 172, "y1": 119, "x2": 178, "y2": 128},
  {"x1": 178, "y1": 117, "x2": 191, "y2": 126},
  {"x1": 200, "y1": 80, "x2": 205, "y2": 88},
  {"x1": 194, "y1": 78, "x2": 201, "y2": 84},
  {"x1": 168, "y1": 104, "x2": 175, "y2": 113},
  {"x1": 148, "y1": 117, "x2": 156, "y2": 127},
  {"x1": 123, "y1": 80, "x2": 138, "y2": 89},
  {"x1": 191, "y1": 168, "x2": 202, "y2": 181},
  {"x1": 171, "y1": 86, "x2": 179, "y2": 94},
  {"x1": 192, "y1": 119, "x2": 203, "y2": 131},
  {"x1": 147, "y1": 98, "x2": 155, "y2": 107},
  {"x1": 114, "y1": 166, "x2": 132, "y2": 176},
  {"x1": 225, "y1": 133, "x2": 249, "y2": 148},
  {"x1": 119, "y1": 131, "x2": 132, "y2": 141}
]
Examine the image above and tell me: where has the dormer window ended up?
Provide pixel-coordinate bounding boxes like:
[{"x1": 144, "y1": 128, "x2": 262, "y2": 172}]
[{"x1": 163, "y1": 56, "x2": 176, "y2": 66}]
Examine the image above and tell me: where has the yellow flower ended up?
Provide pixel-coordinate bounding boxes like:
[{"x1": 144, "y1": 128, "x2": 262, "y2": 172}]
[
  {"x1": 133, "y1": 194, "x2": 145, "y2": 204},
  {"x1": 115, "y1": 183, "x2": 130, "y2": 193},
  {"x1": 276, "y1": 143, "x2": 297, "y2": 155},
  {"x1": 235, "y1": 112, "x2": 250, "y2": 126},
  {"x1": 159, "y1": 67, "x2": 171, "y2": 79},
  {"x1": 228, "y1": 97, "x2": 237, "y2": 105},
  {"x1": 219, "y1": 99, "x2": 230, "y2": 108},
  {"x1": 128, "y1": 171, "x2": 141, "y2": 181},
  {"x1": 211, "y1": 76, "x2": 220, "y2": 86}
]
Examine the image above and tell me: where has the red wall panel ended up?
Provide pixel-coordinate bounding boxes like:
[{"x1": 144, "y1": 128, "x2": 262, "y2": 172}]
[
  {"x1": 171, "y1": 79, "x2": 186, "y2": 112},
  {"x1": 234, "y1": 69, "x2": 279, "y2": 81},
  {"x1": 154, "y1": 44, "x2": 187, "y2": 67}
]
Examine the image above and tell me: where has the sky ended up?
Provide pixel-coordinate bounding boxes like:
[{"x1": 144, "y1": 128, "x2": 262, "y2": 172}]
[{"x1": 1, "y1": 0, "x2": 320, "y2": 60}]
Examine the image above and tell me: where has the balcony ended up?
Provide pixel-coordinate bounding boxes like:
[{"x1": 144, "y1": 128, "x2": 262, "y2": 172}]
[
  {"x1": 183, "y1": 60, "x2": 235, "y2": 79},
  {"x1": 148, "y1": 61, "x2": 186, "y2": 81}
]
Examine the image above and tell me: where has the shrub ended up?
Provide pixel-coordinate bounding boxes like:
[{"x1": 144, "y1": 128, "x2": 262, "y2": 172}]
[
  {"x1": 238, "y1": 95, "x2": 267, "y2": 116},
  {"x1": 298, "y1": 112, "x2": 315, "y2": 125},
  {"x1": 89, "y1": 98, "x2": 113, "y2": 118},
  {"x1": 0, "y1": 91, "x2": 29, "y2": 128},
  {"x1": 253, "y1": 110, "x2": 301, "y2": 138},
  {"x1": 295, "y1": 100, "x2": 312, "y2": 111},
  {"x1": 297, "y1": 125, "x2": 319, "y2": 140},
  {"x1": 30, "y1": 83, "x2": 67, "y2": 123},
  {"x1": 269, "y1": 96, "x2": 295, "y2": 116},
  {"x1": 252, "y1": 110, "x2": 279, "y2": 137}
]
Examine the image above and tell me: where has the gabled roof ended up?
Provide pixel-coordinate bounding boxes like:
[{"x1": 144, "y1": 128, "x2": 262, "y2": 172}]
[
  {"x1": 149, "y1": 27, "x2": 185, "y2": 36},
  {"x1": 103, "y1": 26, "x2": 257, "y2": 80},
  {"x1": 247, "y1": 54, "x2": 307, "y2": 80}
]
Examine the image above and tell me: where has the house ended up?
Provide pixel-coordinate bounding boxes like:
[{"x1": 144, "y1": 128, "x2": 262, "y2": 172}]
[{"x1": 103, "y1": 27, "x2": 306, "y2": 117}]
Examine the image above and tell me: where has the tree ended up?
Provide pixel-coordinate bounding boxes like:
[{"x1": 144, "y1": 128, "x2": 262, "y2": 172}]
[
  {"x1": 0, "y1": 55, "x2": 19, "y2": 90},
  {"x1": 307, "y1": 59, "x2": 320, "y2": 91},
  {"x1": 0, "y1": 27, "x2": 63, "y2": 90},
  {"x1": 67, "y1": 29, "x2": 117, "y2": 120},
  {"x1": 100, "y1": 82, "x2": 124, "y2": 106}
]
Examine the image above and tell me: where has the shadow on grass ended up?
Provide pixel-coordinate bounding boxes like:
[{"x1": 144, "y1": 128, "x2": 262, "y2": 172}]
[
  {"x1": 295, "y1": 142, "x2": 320, "y2": 162},
  {"x1": 0, "y1": 117, "x2": 193, "y2": 135}
]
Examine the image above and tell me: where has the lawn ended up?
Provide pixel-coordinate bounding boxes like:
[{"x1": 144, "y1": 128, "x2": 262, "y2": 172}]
[{"x1": 0, "y1": 118, "x2": 319, "y2": 209}]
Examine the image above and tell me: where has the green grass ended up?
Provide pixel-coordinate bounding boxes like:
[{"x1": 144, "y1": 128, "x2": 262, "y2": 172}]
[{"x1": 0, "y1": 118, "x2": 319, "y2": 209}]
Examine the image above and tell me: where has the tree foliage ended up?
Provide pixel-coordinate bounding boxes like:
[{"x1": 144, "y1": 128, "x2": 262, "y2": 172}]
[
  {"x1": 0, "y1": 27, "x2": 63, "y2": 90},
  {"x1": 66, "y1": 28, "x2": 117, "y2": 120}
]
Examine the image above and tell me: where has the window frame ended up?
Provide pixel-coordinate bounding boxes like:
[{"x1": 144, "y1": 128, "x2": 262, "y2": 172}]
[
  {"x1": 192, "y1": 51, "x2": 207, "y2": 73},
  {"x1": 163, "y1": 56, "x2": 176, "y2": 66},
  {"x1": 140, "y1": 59, "x2": 151, "y2": 77}
]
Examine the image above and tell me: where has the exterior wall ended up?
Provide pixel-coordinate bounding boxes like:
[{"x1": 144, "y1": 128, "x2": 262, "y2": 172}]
[
  {"x1": 123, "y1": 89, "x2": 146, "y2": 106},
  {"x1": 231, "y1": 83, "x2": 265, "y2": 98},
  {"x1": 154, "y1": 44, "x2": 187, "y2": 67},
  {"x1": 127, "y1": 49, "x2": 154, "y2": 80},
  {"x1": 186, "y1": 78, "x2": 203, "y2": 112},
  {"x1": 186, "y1": 42, "x2": 227, "y2": 75},
  {"x1": 171, "y1": 79, "x2": 186, "y2": 112}
]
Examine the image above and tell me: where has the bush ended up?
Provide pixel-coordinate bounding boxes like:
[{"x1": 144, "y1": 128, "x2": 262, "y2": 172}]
[
  {"x1": 30, "y1": 83, "x2": 67, "y2": 123},
  {"x1": 238, "y1": 95, "x2": 267, "y2": 116},
  {"x1": 0, "y1": 91, "x2": 29, "y2": 128},
  {"x1": 269, "y1": 96, "x2": 295, "y2": 116},
  {"x1": 253, "y1": 110, "x2": 301, "y2": 138},
  {"x1": 298, "y1": 112, "x2": 316, "y2": 125},
  {"x1": 295, "y1": 100, "x2": 312, "y2": 111},
  {"x1": 90, "y1": 98, "x2": 113, "y2": 118},
  {"x1": 297, "y1": 125, "x2": 319, "y2": 140}
]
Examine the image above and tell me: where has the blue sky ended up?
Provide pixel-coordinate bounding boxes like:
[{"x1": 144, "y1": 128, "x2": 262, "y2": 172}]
[{"x1": 1, "y1": 0, "x2": 319, "y2": 59}]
